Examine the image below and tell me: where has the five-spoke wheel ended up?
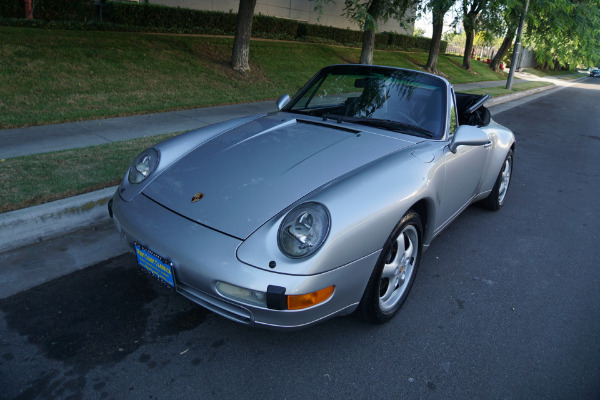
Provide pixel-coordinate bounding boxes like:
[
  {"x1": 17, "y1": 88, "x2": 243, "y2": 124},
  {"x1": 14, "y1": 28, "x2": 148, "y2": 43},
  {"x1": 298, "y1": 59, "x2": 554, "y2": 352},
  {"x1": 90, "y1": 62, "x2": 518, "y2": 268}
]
[
  {"x1": 360, "y1": 210, "x2": 422, "y2": 324},
  {"x1": 378, "y1": 224, "x2": 418, "y2": 313}
]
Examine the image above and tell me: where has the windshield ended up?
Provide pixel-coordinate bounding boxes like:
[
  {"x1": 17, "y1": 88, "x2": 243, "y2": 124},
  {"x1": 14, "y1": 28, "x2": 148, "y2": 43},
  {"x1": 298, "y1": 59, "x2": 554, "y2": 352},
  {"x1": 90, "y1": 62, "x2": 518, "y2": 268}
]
[{"x1": 284, "y1": 65, "x2": 448, "y2": 139}]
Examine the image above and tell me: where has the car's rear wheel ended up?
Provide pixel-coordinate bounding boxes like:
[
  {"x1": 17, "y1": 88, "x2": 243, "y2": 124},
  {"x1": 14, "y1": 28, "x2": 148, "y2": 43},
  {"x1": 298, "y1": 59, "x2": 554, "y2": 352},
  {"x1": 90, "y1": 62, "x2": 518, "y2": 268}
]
[
  {"x1": 359, "y1": 210, "x2": 422, "y2": 324},
  {"x1": 480, "y1": 149, "x2": 513, "y2": 211}
]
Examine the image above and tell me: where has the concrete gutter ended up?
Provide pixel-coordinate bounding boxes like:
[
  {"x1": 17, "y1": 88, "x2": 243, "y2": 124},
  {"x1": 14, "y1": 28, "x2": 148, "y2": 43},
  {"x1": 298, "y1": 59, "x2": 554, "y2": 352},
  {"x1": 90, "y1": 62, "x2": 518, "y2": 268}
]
[{"x1": 0, "y1": 186, "x2": 116, "y2": 253}]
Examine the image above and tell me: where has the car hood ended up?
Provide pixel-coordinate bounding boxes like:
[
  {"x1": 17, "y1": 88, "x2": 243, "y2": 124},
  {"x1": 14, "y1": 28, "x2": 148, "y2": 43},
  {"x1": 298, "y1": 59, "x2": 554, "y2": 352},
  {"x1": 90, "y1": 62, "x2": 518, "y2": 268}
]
[{"x1": 143, "y1": 114, "x2": 418, "y2": 239}]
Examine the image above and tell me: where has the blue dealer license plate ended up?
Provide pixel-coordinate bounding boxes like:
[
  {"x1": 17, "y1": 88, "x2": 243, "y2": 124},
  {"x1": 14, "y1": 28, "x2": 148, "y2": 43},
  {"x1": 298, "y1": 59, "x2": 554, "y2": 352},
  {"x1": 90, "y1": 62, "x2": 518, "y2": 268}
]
[{"x1": 134, "y1": 244, "x2": 175, "y2": 288}]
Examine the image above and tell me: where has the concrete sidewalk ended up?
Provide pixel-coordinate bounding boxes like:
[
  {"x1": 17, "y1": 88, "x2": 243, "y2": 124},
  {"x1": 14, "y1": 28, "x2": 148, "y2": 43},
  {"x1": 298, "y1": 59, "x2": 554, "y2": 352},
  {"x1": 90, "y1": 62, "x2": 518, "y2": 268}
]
[{"x1": 0, "y1": 101, "x2": 277, "y2": 159}]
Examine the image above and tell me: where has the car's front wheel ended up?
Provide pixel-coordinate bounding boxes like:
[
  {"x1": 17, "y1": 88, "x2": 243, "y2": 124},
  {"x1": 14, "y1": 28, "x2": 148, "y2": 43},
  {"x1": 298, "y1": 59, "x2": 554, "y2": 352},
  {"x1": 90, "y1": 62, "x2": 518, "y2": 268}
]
[{"x1": 359, "y1": 210, "x2": 422, "y2": 324}]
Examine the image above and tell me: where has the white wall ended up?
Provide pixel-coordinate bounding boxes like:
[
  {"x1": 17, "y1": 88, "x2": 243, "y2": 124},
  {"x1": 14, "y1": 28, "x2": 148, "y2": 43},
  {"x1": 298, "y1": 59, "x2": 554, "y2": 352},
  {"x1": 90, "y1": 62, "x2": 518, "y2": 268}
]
[
  {"x1": 148, "y1": 0, "x2": 414, "y2": 35},
  {"x1": 518, "y1": 47, "x2": 537, "y2": 69}
]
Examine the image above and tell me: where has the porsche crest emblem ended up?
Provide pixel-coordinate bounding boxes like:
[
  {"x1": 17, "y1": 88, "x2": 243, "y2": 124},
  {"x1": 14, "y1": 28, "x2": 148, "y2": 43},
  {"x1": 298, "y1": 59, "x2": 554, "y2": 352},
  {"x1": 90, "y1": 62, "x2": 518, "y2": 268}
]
[{"x1": 191, "y1": 192, "x2": 205, "y2": 203}]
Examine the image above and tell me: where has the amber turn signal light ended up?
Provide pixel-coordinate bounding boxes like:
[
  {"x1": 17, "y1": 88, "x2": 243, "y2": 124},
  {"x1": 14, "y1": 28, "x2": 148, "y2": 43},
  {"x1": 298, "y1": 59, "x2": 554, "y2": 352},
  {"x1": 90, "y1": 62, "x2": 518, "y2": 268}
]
[{"x1": 287, "y1": 286, "x2": 335, "y2": 310}]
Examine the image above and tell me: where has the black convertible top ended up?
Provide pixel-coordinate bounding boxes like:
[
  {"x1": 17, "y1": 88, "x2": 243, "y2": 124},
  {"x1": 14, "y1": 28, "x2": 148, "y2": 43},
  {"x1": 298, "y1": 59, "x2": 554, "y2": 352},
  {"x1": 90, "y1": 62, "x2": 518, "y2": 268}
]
[{"x1": 455, "y1": 92, "x2": 491, "y2": 127}]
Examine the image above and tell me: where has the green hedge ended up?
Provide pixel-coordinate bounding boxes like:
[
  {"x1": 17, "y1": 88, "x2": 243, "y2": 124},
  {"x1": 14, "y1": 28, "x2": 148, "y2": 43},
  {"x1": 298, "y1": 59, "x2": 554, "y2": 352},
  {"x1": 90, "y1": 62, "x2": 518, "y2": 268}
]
[
  {"x1": 0, "y1": 16, "x2": 165, "y2": 32},
  {"x1": 41, "y1": 0, "x2": 94, "y2": 21},
  {"x1": 0, "y1": 0, "x2": 94, "y2": 21},
  {"x1": 0, "y1": 0, "x2": 447, "y2": 53},
  {"x1": 105, "y1": 2, "x2": 236, "y2": 33},
  {"x1": 383, "y1": 32, "x2": 447, "y2": 53},
  {"x1": 299, "y1": 23, "x2": 363, "y2": 46},
  {"x1": 253, "y1": 14, "x2": 299, "y2": 38},
  {"x1": 0, "y1": 0, "x2": 23, "y2": 19}
]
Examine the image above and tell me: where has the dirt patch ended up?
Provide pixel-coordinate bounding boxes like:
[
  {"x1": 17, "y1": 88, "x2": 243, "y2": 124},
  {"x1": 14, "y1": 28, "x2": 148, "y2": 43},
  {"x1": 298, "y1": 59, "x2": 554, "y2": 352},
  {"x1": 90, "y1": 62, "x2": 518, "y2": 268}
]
[
  {"x1": 407, "y1": 56, "x2": 425, "y2": 69},
  {"x1": 446, "y1": 56, "x2": 480, "y2": 75},
  {"x1": 192, "y1": 43, "x2": 269, "y2": 83}
]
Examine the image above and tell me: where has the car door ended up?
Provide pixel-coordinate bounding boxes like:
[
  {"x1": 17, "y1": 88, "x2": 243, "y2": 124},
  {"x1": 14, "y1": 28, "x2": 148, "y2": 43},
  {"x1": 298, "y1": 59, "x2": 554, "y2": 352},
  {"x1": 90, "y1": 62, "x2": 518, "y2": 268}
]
[{"x1": 436, "y1": 92, "x2": 491, "y2": 232}]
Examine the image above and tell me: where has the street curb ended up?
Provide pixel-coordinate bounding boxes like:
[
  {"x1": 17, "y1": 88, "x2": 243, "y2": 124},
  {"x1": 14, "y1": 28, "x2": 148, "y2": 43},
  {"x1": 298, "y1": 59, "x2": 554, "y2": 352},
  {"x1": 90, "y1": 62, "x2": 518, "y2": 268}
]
[
  {"x1": 0, "y1": 186, "x2": 117, "y2": 253},
  {"x1": 486, "y1": 83, "x2": 556, "y2": 107},
  {"x1": 486, "y1": 75, "x2": 588, "y2": 107}
]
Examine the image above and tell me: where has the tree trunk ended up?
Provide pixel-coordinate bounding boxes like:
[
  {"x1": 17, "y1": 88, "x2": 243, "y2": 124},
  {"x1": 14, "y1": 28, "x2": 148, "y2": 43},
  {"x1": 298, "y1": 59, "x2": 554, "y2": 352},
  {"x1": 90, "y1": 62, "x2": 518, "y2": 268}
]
[
  {"x1": 231, "y1": 0, "x2": 257, "y2": 73},
  {"x1": 462, "y1": 24, "x2": 475, "y2": 70},
  {"x1": 24, "y1": 0, "x2": 33, "y2": 19},
  {"x1": 425, "y1": 7, "x2": 446, "y2": 72},
  {"x1": 360, "y1": 28, "x2": 376, "y2": 64},
  {"x1": 490, "y1": 29, "x2": 514, "y2": 72},
  {"x1": 359, "y1": 0, "x2": 383, "y2": 65},
  {"x1": 461, "y1": 0, "x2": 484, "y2": 71},
  {"x1": 553, "y1": 59, "x2": 561, "y2": 70}
]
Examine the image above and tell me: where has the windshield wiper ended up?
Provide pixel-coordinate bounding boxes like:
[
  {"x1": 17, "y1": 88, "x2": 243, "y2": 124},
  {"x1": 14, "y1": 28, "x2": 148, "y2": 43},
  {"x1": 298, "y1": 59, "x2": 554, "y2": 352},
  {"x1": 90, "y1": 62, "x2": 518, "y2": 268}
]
[
  {"x1": 322, "y1": 114, "x2": 434, "y2": 138},
  {"x1": 355, "y1": 118, "x2": 435, "y2": 138},
  {"x1": 322, "y1": 113, "x2": 346, "y2": 123}
]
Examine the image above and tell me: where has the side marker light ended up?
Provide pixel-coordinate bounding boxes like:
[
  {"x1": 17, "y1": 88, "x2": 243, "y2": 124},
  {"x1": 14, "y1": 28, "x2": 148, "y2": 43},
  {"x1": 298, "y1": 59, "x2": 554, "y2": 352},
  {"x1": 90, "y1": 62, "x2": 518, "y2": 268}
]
[{"x1": 287, "y1": 286, "x2": 335, "y2": 310}]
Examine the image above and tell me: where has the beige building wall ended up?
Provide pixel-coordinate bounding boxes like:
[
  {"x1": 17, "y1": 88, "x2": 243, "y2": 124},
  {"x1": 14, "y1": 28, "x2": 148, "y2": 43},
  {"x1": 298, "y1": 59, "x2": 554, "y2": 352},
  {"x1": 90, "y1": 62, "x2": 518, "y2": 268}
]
[{"x1": 148, "y1": 0, "x2": 414, "y2": 35}]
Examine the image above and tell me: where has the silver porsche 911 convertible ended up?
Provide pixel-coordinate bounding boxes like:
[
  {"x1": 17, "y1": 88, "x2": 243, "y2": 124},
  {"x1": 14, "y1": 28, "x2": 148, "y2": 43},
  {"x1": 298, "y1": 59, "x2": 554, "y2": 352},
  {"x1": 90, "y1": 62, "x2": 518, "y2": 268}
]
[{"x1": 109, "y1": 64, "x2": 515, "y2": 330}]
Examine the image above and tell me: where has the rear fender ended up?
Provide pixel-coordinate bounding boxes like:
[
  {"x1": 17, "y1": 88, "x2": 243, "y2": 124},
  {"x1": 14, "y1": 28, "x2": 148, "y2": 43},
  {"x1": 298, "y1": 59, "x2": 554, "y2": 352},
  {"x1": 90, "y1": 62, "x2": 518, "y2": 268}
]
[{"x1": 476, "y1": 120, "x2": 515, "y2": 197}]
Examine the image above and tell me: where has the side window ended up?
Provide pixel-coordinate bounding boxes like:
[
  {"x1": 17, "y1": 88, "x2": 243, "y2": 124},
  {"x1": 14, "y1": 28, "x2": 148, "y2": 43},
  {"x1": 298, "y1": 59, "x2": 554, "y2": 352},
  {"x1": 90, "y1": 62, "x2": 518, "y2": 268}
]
[{"x1": 449, "y1": 91, "x2": 458, "y2": 136}]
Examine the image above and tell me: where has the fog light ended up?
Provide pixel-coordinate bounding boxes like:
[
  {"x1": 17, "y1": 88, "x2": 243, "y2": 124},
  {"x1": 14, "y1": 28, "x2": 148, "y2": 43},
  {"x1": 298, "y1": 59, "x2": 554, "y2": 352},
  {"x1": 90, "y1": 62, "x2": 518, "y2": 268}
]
[
  {"x1": 287, "y1": 286, "x2": 334, "y2": 310},
  {"x1": 216, "y1": 282, "x2": 267, "y2": 308}
]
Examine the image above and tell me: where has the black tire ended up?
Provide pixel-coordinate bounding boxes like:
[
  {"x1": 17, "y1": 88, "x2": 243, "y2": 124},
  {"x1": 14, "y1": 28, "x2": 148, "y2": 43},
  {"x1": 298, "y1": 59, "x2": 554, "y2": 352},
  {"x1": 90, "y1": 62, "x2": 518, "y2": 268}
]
[
  {"x1": 480, "y1": 149, "x2": 513, "y2": 211},
  {"x1": 359, "y1": 210, "x2": 422, "y2": 324}
]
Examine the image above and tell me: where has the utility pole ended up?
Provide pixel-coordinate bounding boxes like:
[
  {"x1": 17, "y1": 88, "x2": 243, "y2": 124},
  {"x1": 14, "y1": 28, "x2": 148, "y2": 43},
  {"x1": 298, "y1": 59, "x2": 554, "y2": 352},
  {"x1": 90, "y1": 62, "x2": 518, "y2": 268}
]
[{"x1": 506, "y1": 0, "x2": 530, "y2": 90}]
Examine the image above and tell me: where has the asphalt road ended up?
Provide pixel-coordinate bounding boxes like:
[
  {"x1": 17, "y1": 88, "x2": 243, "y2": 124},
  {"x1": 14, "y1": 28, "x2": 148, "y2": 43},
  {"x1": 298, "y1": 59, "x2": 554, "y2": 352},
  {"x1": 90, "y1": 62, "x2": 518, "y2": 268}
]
[{"x1": 1, "y1": 78, "x2": 599, "y2": 399}]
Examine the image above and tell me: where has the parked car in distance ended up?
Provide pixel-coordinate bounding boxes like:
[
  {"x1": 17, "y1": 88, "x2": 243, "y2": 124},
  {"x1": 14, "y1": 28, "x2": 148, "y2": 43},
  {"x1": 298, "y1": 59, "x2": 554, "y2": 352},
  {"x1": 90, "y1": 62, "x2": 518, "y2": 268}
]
[
  {"x1": 590, "y1": 68, "x2": 600, "y2": 77},
  {"x1": 109, "y1": 64, "x2": 515, "y2": 330}
]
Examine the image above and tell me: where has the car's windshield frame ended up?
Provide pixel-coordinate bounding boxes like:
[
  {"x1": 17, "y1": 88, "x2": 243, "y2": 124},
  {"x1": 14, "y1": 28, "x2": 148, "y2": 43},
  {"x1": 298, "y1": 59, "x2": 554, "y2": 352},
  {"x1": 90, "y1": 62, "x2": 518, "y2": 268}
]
[{"x1": 282, "y1": 65, "x2": 450, "y2": 140}]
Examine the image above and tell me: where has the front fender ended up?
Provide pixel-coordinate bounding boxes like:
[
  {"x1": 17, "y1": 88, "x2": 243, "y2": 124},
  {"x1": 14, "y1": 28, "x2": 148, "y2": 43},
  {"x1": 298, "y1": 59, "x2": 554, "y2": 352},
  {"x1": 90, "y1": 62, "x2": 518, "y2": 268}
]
[
  {"x1": 118, "y1": 115, "x2": 265, "y2": 202},
  {"x1": 236, "y1": 145, "x2": 441, "y2": 276}
]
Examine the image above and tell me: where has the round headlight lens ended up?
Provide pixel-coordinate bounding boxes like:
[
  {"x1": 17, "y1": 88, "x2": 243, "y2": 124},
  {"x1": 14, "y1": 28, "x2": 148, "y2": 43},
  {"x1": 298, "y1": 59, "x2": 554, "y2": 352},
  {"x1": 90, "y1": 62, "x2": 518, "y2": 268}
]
[
  {"x1": 128, "y1": 148, "x2": 159, "y2": 184},
  {"x1": 278, "y1": 202, "x2": 330, "y2": 258}
]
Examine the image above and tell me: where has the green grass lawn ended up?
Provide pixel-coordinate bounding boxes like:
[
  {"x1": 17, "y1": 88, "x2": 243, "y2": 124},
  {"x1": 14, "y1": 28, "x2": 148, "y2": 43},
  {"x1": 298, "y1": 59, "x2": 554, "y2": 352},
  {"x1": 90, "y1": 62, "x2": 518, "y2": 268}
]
[
  {"x1": 0, "y1": 133, "x2": 177, "y2": 213},
  {"x1": 402, "y1": 52, "x2": 506, "y2": 83},
  {"x1": 1, "y1": 26, "x2": 509, "y2": 129},
  {"x1": 462, "y1": 81, "x2": 552, "y2": 97}
]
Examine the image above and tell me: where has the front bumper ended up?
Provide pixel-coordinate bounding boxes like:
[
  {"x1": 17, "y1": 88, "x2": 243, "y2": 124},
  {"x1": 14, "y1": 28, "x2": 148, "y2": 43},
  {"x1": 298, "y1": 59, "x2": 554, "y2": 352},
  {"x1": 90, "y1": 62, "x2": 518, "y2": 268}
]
[{"x1": 110, "y1": 191, "x2": 379, "y2": 330}]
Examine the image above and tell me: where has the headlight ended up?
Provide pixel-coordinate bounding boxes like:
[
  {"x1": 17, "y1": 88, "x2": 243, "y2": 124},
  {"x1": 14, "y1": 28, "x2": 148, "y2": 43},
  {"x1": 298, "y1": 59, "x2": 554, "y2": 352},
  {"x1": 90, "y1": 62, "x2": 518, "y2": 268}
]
[
  {"x1": 216, "y1": 282, "x2": 266, "y2": 308},
  {"x1": 128, "y1": 148, "x2": 159, "y2": 184},
  {"x1": 277, "y1": 202, "x2": 330, "y2": 258}
]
